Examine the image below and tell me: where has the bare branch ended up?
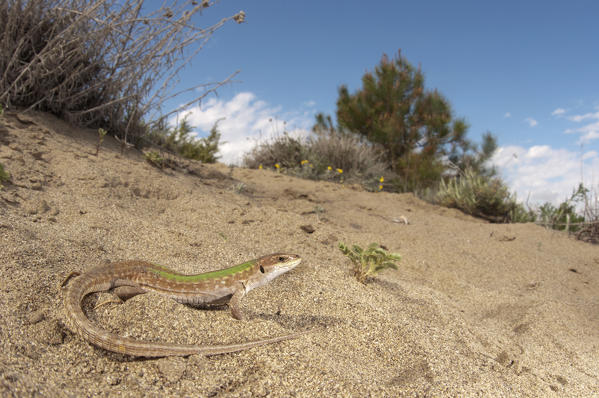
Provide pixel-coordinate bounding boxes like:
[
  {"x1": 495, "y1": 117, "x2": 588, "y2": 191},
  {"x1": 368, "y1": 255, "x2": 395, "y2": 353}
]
[{"x1": 0, "y1": 0, "x2": 243, "y2": 141}]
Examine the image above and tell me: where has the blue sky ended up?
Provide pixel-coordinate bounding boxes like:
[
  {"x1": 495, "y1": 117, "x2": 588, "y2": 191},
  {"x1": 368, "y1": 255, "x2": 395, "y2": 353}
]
[{"x1": 161, "y1": 0, "x2": 599, "y2": 205}]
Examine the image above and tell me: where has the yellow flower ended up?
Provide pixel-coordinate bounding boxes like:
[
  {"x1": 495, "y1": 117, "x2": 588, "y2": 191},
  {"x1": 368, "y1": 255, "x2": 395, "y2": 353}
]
[
  {"x1": 275, "y1": 163, "x2": 280, "y2": 169},
  {"x1": 379, "y1": 176, "x2": 384, "y2": 182},
  {"x1": 301, "y1": 159, "x2": 308, "y2": 165},
  {"x1": 336, "y1": 168, "x2": 343, "y2": 174},
  {"x1": 379, "y1": 185, "x2": 383, "y2": 190},
  {"x1": 327, "y1": 166, "x2": 332, "y2": 171},
  {"x1": 258, "y1": 164, "x2": 263, "y2": 170}
]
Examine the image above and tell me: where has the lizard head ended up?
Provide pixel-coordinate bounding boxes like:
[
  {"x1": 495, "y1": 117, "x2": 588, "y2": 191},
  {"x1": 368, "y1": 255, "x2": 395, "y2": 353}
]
[{"x1": 245, "y1": 253, "x2": 301, "y2": 291}]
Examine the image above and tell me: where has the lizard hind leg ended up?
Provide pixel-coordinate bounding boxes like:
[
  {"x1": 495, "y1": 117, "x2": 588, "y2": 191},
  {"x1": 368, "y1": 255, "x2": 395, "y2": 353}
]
[
  {"x1": 111, "y1": 286, "x2": 147, "y2": 301},
  {"x1": 95, "y1": 286, "x2": 147, "y2": 309}
]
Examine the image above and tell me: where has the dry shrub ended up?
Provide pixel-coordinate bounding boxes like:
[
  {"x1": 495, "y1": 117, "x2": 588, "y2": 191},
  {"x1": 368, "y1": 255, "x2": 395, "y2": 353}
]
[
  {"x1": 243, "y1": 129, "x2": 388, "y2": 184},
  {"x1": 308, "y1": 130, "x2": 387, "y2": 180},
  {"x1": 243, "y1": 133, "x2": 307, "y2": 170},
  {"x1": 0, "y1": 0, "x2": 244, "y2": 143}
]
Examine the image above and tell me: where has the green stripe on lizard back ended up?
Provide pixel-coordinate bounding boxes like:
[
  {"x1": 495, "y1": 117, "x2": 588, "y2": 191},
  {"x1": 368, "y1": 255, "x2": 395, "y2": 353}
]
[{"x1": 148, "y1": 260, "x2": 257, "y2": 282}]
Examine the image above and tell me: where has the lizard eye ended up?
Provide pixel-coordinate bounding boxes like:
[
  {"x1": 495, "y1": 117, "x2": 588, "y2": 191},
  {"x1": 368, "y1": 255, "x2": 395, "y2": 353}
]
[
  {"x1": 259, "y1": 265, "x2": 265, "y2": 273},
  {"x1": 278, "y1": 256, "x2": 286, "y2": 262}
]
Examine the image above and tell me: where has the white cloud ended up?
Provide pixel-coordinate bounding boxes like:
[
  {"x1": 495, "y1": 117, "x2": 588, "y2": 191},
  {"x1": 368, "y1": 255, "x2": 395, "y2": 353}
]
[
  {"x1": 526, "y1": 145, "x2": 551, "y2": 159},
  {"x1": 565, "y1": 110, "x2": 599, "y2": 144},
  {"x1": 491, "y1": 145, "x2": 599, "y2": 205},
  {"x1": 504, "y1": 112, "x2": 511, "y2": 118},
  {"x1": 524, "y1": 117, "x2": 538, "y2": 127},
  {"x1": 568, "y1": 111, "x2": 599, "y2": 122},
  {"x1": 580, "y1": 130, "x2": 599, "y2": 143},
  {"x1": 551, "y1": 108, "x2": 566, "y2": 116},
  {"x1": 177, "y1": 92, "x2": 313, "y2": 164}
]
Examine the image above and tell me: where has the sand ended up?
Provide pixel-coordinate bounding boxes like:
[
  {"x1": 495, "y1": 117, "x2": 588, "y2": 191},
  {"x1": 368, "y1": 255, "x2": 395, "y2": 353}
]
[{"x1": 0, "y1": 110, "x2": 598, "y2": 397}]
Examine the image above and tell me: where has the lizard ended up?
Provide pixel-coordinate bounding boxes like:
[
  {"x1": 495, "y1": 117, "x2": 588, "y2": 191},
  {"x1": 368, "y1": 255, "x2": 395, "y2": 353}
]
[{"x1": 61, "y1": 253, "x2": 303, "y2": 357}]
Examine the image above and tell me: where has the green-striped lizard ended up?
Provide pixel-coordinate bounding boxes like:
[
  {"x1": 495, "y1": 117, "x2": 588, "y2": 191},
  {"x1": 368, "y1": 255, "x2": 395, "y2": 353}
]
[{"x1": 62, "y1": 253, "x2": 303, "y2": 357}]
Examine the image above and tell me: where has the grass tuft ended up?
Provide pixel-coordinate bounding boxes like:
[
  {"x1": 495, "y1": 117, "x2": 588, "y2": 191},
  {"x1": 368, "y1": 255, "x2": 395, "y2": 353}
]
[{"x1": 435, "y1": 168, "x2": 529, "y2": 223}]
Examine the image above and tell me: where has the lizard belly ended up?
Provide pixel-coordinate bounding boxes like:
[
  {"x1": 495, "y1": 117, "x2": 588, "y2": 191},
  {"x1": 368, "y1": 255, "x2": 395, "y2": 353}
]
[{"x1": 146, "y1": 285, "x2": 237, "y2": 306}]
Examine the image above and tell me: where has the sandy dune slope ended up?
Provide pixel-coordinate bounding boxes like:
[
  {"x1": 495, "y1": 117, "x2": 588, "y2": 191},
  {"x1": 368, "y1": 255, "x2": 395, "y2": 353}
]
[{"x1": 0, "y1": 111, "x2": 598, "y2": 396}]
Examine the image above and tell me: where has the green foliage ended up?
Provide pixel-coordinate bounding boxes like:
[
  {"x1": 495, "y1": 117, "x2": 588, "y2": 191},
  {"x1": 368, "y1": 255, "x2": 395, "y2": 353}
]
[
  {"x1": 338, "y1": 242, "x2": 401, "y2": 284},
  {"x1": 509, "y1": 203, "x2": 537, "y2": 224},
  {"x1": 435, "y1": 168, "x2": 523, "y2": 222},
  {"x1": 0, "y1": 163, "x2": 9, "y2": 188},
  {"x1": 184, "y1": 120, "x2": 222, "y2": 163},
  {"x1": 327, "y1": 50, "x2": 496, "y2": 191},
  {"x1": 538, "y1": 183, "x2": 587, "y2": 231},
  {"x1": 144, "y1": 151, "x2": 164, "y2": 169},
  {"x1": 148, "y1": 118, "x2": 222, "y2": 163},
  {"x1": 394, "y1": 152, "x2": 446, "y2": 192}
]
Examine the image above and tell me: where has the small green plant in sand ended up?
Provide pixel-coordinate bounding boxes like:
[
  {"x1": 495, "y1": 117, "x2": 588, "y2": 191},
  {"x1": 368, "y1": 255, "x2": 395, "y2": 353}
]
[
  {"x1": 338, "y1": 242, "x2": 401, "y2": 283},
  {"x1": 0, "y1": 163, "x2": 9, "y2": 188},
  {"x1": 95, "y1": 128, "x2": 108, "y2": 156},
  {"x1": 233, "y1": 182, "x2": 247, "y2": 194},
  {"x1": 144, "y1": 151, "x2": 164, "y2": 169}
]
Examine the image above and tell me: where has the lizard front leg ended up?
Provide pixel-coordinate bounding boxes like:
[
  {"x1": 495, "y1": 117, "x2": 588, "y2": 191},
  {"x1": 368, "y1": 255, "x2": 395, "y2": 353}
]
[{"x1": 229, "y1": 283, "x2": 247, "y2": 320}]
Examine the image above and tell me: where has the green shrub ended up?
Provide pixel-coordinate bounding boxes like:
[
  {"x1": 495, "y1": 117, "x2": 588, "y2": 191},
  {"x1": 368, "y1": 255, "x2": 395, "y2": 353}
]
[
  {"x1": 338, "y1": 242, "x2": 401, "y2": 284},
  {"x1": 144, "y1": 151, "x2": 164, "y2": 169},
  {"x1": 147, "y1": 118, "x2": 222, "y2": 163},
  {"x1": 394, "y1": 152, "x2": 446, "y2": 192},
  {"x1": 509, "y1": 202, "x2": 537, "y2": 223},
  {"x1": 435, "y1": 168, "x2": 520, "y2": 222},
  {"x1": 537, "y1": 184, "x2": 587, "y2": 231}
]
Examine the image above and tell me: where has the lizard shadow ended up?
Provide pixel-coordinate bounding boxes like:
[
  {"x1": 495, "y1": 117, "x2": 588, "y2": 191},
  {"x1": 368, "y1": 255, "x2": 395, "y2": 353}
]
[
  {"x1": 251, "y1": 311, "x2": 343, "y2": 331},
  {"x1": 181, "y1": 302, "x2": 343, "y2": 331}
]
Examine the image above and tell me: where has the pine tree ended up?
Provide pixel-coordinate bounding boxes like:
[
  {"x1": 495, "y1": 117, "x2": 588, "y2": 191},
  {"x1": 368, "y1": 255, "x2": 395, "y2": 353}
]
[{"x1": 333, "y1": 50, "x2": 494, "y2": 190}]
